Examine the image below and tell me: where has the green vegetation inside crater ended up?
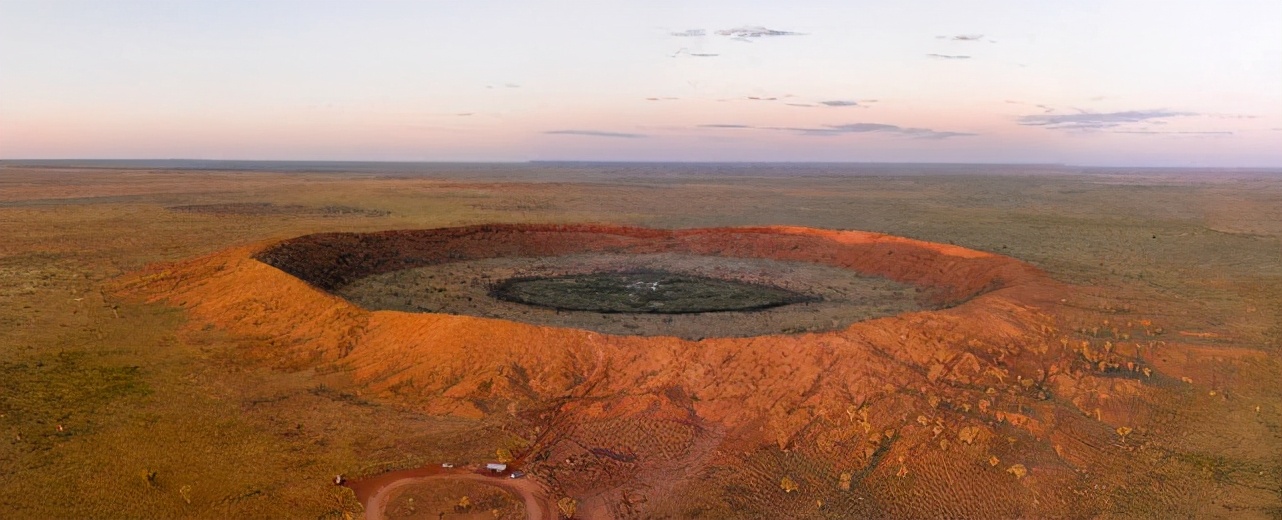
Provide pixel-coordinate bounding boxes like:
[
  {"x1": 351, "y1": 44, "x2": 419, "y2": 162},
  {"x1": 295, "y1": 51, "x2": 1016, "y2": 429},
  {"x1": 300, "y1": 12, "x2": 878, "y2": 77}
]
[{"x1": 490, "y1": 271, "x2": 816, "y2": 313}]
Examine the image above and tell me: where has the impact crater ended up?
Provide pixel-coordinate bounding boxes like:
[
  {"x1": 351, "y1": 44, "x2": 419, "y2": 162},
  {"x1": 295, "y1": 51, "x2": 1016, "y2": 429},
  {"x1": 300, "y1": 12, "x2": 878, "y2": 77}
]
[{"x1": 251, "y1": 224, "x2": 1021, "y2": 339}]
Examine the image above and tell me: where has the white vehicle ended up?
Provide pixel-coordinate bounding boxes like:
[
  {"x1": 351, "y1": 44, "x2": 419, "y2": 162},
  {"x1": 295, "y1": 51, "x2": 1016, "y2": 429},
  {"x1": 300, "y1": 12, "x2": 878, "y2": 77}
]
[{"x1": 441, "y1": 463, "x2": 454, "y2": 468}]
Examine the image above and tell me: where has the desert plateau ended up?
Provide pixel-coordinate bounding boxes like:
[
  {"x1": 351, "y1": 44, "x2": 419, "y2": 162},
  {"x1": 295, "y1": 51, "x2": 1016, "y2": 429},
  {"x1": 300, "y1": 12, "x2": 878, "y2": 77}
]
[{"x1": 1, "y1": 162, "x2": 1280, "y2": 518}]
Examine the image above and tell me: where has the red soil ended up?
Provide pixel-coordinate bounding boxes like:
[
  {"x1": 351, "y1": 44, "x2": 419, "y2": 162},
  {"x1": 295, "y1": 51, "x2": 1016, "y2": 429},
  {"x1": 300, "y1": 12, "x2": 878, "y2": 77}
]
[{"x1": 115, "y1": 224, "x2": 1181, "y2": 517}]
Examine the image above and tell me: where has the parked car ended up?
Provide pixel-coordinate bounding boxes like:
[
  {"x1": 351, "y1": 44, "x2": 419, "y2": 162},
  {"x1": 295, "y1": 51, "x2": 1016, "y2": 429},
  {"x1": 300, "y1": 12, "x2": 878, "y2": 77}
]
[
  {"x1": 441, "y1": 463, "x2": 454, "y2": 468},
  {"x1": 509, "y1": 470, "x2": 526, "y2": 479}
]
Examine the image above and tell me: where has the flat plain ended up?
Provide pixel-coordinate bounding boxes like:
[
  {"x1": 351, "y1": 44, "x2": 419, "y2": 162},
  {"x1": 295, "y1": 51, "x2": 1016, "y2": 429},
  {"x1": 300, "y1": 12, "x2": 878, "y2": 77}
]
[{"x1": 1, "y1": 162, "x2": 1280, "y2": 518}]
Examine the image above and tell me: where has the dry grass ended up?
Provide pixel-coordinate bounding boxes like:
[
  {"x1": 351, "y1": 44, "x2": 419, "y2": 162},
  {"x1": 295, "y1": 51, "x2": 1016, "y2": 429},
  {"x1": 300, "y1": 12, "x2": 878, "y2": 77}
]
[{"x1": 1, "y1": 164, "x2": 1280, "y2": 517}]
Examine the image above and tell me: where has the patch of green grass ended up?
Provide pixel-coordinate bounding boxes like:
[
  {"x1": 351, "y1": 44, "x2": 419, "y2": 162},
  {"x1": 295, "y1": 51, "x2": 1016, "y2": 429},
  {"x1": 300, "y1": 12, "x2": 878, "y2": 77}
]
[{"x1": 1, "y1": 350, "x2": 149, "y2": 451}]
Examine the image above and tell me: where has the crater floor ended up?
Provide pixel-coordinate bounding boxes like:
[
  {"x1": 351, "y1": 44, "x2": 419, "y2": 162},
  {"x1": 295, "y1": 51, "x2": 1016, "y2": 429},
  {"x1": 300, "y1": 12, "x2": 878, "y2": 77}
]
[{"x1": 336, "y1": 253, "x2": 932, "y2": 339}]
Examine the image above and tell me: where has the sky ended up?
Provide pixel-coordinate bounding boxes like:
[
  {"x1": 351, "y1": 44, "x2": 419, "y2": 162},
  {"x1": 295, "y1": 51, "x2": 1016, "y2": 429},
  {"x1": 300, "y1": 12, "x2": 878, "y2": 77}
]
[{"x1": 2, "y1": 1, "x2": 1280, "y2": 166}]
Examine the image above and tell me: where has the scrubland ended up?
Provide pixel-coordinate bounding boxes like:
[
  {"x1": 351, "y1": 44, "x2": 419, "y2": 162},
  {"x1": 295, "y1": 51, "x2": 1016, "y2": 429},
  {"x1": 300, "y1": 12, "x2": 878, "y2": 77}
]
[{"x1": 1, "y1": 164, "x2": 1279, "y2": 518}]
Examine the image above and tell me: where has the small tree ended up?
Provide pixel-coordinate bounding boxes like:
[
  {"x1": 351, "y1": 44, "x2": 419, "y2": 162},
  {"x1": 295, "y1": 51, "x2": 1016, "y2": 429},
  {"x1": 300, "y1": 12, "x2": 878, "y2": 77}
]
[{"x1": 557, "y1": 497, "x2": 577, "y2": 518}]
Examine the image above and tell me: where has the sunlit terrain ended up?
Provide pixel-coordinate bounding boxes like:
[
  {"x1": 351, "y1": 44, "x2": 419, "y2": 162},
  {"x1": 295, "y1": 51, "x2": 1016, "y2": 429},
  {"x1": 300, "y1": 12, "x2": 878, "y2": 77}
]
[{"x1": 1, "y1": 162, "x2": 1278, "y2": 518}]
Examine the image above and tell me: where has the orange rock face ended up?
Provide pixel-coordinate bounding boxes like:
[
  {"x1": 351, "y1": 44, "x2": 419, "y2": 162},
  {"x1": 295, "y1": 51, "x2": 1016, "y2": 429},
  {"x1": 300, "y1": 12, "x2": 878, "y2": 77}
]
[{"x1": 117, "y1": 224, "x2": 1169, "y2": 518}]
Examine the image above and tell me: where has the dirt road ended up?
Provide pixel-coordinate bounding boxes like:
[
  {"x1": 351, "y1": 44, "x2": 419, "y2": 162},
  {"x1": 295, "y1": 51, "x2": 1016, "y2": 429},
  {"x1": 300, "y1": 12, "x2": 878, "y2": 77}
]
[{"x1": 345, "y1": 465, "x2": 557, "y2": 520}]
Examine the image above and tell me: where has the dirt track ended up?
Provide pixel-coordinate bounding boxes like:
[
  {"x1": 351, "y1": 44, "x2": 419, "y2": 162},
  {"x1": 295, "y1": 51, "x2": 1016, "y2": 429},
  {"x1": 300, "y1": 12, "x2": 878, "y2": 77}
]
[{"x1": 348, "y1": 466, "x2": 555, "y2": 520}]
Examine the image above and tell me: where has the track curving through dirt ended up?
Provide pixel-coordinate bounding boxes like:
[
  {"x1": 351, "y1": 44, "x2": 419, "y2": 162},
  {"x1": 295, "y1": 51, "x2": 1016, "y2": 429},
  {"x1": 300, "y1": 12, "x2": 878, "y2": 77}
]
[{"x1": 346, "y1": 465, "x2": 556, "y2": 520}]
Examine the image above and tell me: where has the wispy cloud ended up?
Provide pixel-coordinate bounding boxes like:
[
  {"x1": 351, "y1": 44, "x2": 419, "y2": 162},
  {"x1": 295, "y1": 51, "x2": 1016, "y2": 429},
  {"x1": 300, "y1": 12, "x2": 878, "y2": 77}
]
[
  {"x1": 716, "y1": 26, "x2": 805, "y2": 39},
  {"x1": 819, "y1": 100, "x2": 861, "y2": 107},
  {"x1": 1112, "y1": 130, "x2": 1233, "y2": 136},
  {"x1": 671, "y1": 48, "x2": 719, "y2": 57},
  {"x1": 1018, "y1": 110, "x2": 1195, "y2": 131},
  {"x1": 698, "y1": 122, "x2": 975, "y2": 139},
  {"x1": 670, "y1": 29, "x2": 705, "y2": 37},
  {"x1": 788, "y1": 123, "x2": 975, "y2": 139},
  {"x1": 545, "y1": 130, "x2": 647, "y2": 138},
  {"x1": 926, "y1": 53, "x2": 971, "y2": 60},
  {"x1": 936, "y1": 34, "x2": 991, "y2": 42},
  {"x1": 1005, "y1": 100, "x2": 1056, "y2": 113},
  {"x1": 947, "y1": 34, "x2": 984, "y2": 41}
]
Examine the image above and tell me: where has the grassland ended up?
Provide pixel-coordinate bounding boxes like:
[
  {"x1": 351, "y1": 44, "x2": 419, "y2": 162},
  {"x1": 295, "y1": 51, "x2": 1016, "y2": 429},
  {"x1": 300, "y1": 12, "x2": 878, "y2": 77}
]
[{"x1": 1, "y1": 163, "x2": 1280, "y2": 518}]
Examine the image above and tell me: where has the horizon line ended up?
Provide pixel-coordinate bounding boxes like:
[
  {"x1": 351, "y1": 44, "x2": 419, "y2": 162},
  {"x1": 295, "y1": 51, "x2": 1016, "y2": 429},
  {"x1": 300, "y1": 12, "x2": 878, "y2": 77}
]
[{"x1": 3, "y1": 158, "x2": 1281, "y2": 170}]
